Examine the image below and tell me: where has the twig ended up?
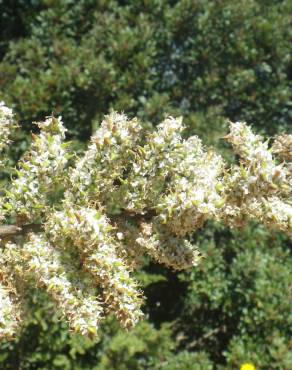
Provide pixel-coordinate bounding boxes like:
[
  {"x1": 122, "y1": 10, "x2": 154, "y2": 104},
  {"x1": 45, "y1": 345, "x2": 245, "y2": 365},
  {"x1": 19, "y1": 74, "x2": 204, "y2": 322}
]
[
  {"x1": 0, "y1": 224, "x2": 43, "y2": 238},
  {"x1": 186, "y1": 326, "x2": 223, "y2": 349}
]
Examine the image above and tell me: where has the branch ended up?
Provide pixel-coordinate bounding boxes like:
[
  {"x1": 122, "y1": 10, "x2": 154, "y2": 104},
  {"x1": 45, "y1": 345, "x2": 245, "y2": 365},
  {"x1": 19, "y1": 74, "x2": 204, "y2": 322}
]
[
  {"x1": 186, "y1": 326, "x2": 224, "y2": 349},
  {"x1": 0, "y1": 224, "x2": 43, "y2": 238}
]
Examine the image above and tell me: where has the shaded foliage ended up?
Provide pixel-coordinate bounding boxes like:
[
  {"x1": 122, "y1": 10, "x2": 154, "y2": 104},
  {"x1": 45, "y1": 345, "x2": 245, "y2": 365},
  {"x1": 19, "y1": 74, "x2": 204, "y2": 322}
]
[{"x1": 0, "y1": 0, "x2": 291, "y2": 141}]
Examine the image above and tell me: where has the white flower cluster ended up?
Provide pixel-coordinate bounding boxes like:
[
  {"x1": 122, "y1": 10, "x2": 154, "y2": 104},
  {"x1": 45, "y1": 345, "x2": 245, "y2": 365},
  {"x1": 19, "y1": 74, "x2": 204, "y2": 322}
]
[
  {"x1": 272, "y1": 134, "x2": 292, "y2": 162},
  {"x1": 109, "y1": 116, "x2": 187, "y2": 213},
  {"x1": 0, "y1": 277, "x2": 21, "y2": 339},
  {"x1": 1, "y1": 236, "x2": 104, "y2": 337},
  {"x1": 21, "y1": 234, "x2": 103, "y2": 336},
  {"x1": 0, "y1": 107, "x2": 290, "y2": 340},
  {"x1": 46, "y1": 206, "x2": 143, "y2": 329},
  {"x1": 226, "y1": 122, "x2": 288, "y2": 196},
  {"x1": 0, "y1": 102, "x2": 15, "y2": 155},
  {"x1": 5, "y1": 116, "x2": 68, "y2": 221},
  {"x1": 0, "y1": 243, "x2": 24, "y2": 339},
  {"x1": 135, "y1": 221, "x2": 202, "y2": 270},
  {"x1": 155, "y1": 136, "x2": 225, "y2": 236},
  {"x1": 254, "y1": 197, "x2": 292, "y2": 238},
  {"x1": 66, "y1": 112, "x2": 142, "y2": 211},
  {"x1": 223, "y1": 122, "x2": 291, "y2": 234}
]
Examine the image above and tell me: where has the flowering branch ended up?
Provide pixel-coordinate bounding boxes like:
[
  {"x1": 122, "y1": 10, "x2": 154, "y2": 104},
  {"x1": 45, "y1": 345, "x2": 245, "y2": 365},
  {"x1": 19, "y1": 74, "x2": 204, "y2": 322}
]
[{"x1": 0, "y1": 102, "x2": 290, "y2": 339}]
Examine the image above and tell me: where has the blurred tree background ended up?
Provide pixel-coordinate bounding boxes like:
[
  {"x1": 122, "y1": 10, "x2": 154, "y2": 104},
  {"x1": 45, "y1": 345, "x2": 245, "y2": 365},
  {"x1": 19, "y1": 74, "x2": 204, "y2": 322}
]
[{"x1": 0, "y1": 0, "x2": 291, "y2": 369}]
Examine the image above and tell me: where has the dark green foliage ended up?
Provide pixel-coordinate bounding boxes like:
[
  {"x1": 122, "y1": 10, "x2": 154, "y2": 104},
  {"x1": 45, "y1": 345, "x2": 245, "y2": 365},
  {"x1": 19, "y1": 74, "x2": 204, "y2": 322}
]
[
  {"x1": 0, "y1": 0, "x2": 291, "y2": 368},
  {"x1": 0, "y1": 0, "x2": 44, "y2": 58},
  {"x1": 0, "y1": 0, "x2": 291, "y2": 140},
  {"x1": 160, "y1": 351, "x2": 213, "y2": 370},
  {"x1": 0, "y1": 290, "x2": 205, "y2": 370},
  {"x1": 178, "y1": 224, "x2": 292, "y2": 368}
]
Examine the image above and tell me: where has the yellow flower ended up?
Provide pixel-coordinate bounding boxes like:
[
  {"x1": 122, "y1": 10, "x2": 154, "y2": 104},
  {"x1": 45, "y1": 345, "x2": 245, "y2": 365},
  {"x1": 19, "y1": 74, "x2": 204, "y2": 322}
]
[{"x1": 240, "y1": 363, "x2": 256, "y2": 370}]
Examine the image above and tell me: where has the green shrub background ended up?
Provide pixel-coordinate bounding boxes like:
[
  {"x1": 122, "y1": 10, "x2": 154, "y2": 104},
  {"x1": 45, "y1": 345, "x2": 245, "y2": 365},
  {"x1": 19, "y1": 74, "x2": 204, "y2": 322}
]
[{"x1": 0, "y1": 1, "x2": 291, "y2": 369}]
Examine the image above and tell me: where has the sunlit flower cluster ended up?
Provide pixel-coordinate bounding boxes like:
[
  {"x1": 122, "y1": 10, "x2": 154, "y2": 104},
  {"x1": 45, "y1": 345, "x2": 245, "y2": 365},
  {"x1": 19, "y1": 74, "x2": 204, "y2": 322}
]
[
  {"x1": 0, "y1": 240, "x2": 27, "y2": 340},
  {"x1": 225, "y1": 122, "x2": 288, "y2": 197},
  {"x1": 155, "y1": 136, "x2": 225, "y2": 236},
  {"x1": 0, "y1": 102, "x2": 15, "y2": 155},
  {"x1": 3, "y1": 236, "x2": 103, "y2": 336},
  {"x1": 272, "y1": 134, "x2": 292, "y2": 161},
  {"x1": 0, "y1": 105, "x2": 290, "y2": 339},
  {"x1": 66, "y1": 112, "x2": 142, "y2": 211},
  {"x1": 222, "y1": 122, "x2": 291, "y2": 232},
  {"x1": 46, "y1": 206, "x2": 144, "y2": 329},
  {"x1": 135, "y1": 221, "x2": 202, "y2": 270},
  {"x1": 5, "y1": 116, "x2": 68, "y2": 221},
  {"x1": 0, "y1": 273, "x2": 21, "y2": 339},
  {"x1": 109, "y1": 116, "x2": 188, "y2": 213},
  {"x1": 20, "y1": 234, "x2": 103, "y2": 335}
]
